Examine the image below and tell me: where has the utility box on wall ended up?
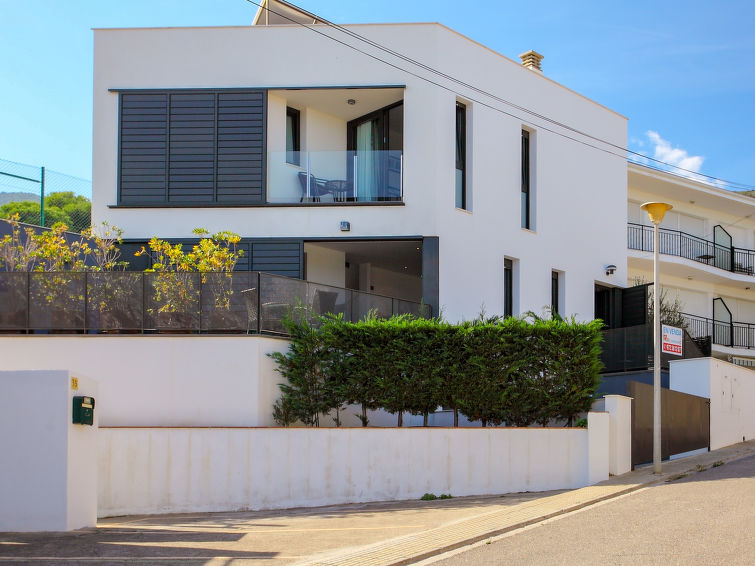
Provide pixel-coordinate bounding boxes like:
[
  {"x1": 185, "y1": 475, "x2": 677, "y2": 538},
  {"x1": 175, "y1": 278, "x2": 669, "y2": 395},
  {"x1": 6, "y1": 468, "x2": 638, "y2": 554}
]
[{"x1": 72, "y1": 396, "x2": 95, "y2": 425}]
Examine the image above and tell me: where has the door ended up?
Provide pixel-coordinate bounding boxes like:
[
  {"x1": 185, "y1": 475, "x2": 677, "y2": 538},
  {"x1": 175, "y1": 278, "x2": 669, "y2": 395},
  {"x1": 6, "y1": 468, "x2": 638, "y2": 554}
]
[{"x1": 348, "y1": 101, "x2": 403, "y2": 201}]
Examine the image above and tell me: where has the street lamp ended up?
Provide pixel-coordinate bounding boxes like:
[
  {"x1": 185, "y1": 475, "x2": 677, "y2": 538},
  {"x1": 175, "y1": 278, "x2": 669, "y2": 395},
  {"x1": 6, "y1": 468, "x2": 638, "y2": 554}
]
[{"x1": 641, "y1": 201, "x2": 673, "y2": 474}]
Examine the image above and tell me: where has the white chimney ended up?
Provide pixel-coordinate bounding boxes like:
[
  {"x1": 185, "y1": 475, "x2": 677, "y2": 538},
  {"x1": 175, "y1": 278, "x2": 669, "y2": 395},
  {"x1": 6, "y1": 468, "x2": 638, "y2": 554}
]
[{"x1": 519, "y1": 50, "x2": 544, "y2": 73}]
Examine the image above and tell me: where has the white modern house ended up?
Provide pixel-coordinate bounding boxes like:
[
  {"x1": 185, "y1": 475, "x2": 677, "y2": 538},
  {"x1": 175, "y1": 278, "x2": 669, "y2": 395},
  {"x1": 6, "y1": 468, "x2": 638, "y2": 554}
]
[
  {"x1": 627, "y1": 162, "x2": 755, "y2": 366},
  {"x1": 91, "y1": 0, "x2": 629, "y2": 322}
]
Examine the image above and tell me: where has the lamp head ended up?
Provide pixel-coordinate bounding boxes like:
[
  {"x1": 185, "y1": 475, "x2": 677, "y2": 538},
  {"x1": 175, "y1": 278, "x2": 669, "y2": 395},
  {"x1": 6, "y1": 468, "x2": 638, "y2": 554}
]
[{"x1": 641, "y1": 202, "x2": 673, "y2": 225}]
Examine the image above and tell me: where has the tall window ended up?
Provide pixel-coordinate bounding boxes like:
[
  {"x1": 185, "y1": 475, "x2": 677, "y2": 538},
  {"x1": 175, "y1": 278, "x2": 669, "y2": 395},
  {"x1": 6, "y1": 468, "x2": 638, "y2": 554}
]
[
  {"x1": 551, "y1": 270, "x2": 560, "y2": 316},
  {"x1": 286, "y1": 107, "x2": 300, "y2": 165},
  {"x1": 504, "y1": 259, "x2": 513, "y2": 318},
  {"x1": 521, "y1": 130, "x2": 530, "y2": 229},
  {"x1": 455, "y1": 102, "x2": 466, "y2": 209}
]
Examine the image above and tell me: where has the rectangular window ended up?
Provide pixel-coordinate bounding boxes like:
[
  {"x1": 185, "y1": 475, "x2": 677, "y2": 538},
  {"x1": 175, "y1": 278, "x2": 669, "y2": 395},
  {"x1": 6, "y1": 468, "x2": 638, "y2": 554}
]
[
  {"x1": 551, "y1": 270, "x2": 559, "y2": 316},
  {"x1": 455, "y1": 102, "x2": 466, "y2": 209},
  {"x1": 521, "y1": 130, "x2": 530, "y2": 229},
  {"x1": 286, "y1": 107, "x2": 300, "y2": 165},
  {"x1": 504, "y1": 259, "x2": 513, "y2": 318}
]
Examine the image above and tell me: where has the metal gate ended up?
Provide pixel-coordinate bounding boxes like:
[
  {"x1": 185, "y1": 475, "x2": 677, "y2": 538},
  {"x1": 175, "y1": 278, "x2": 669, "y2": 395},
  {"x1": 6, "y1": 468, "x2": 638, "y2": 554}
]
[{"x1": 628, "y1": 380, "x2": 710, "y2": 467}]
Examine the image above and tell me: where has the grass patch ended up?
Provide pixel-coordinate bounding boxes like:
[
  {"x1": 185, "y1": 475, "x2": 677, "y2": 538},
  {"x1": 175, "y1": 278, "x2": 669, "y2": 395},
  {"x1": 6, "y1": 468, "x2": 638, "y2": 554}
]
[
  {"x1": 438, "y1": 494, "x2": 453, "y2": 500},
  {"x1": 696, "y1": 464, "x2": 707, "y2": 472},
  {"x1": 712, "y1": 460, "x2": 724, "y2": 468},
  {"x1": 420, "y1": 493, "x2": 437, "y2": 501}
]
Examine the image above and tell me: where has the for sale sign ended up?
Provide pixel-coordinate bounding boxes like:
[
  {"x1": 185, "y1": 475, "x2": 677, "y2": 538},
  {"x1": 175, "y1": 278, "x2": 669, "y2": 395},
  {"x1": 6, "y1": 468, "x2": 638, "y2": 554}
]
[{"x1": 662, "y1": 324, "x2": 683, "y2": 356}]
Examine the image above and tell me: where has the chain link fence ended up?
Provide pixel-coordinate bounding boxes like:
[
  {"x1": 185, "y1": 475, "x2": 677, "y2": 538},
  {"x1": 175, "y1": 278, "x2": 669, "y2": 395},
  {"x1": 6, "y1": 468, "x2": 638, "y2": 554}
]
[{"x1": 0, "y1": 157, "x2": 92, "y2": 233}]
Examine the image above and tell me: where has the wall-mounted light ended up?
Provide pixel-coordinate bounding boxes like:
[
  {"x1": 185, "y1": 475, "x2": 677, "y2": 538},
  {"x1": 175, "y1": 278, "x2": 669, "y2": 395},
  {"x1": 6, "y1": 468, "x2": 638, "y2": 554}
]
[
  {"x1": 604, "y1": 264, "x2": 617, "y2": 276},
  {"x1": 340, "y1": 221, "x2": 350, "y2": 231},
  {"x1": 347, "y1": 99, "x2": 356, "y2": 105}
]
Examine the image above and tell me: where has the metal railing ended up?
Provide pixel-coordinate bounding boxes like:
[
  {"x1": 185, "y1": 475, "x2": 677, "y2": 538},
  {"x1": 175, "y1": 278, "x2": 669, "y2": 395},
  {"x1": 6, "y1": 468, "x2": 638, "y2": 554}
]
[
  {"x1": 681, "y1": 312, "x2": 755, "y2": 349},
  {"x1": 0, "y1": 271, "x2": 429, "y2": 334},
  {"x1": 627, "y1": 223, "x2": 755, "y2": 275},
  {"x1": 267, "y1": 150, "x2": 403, "y2": 204}
]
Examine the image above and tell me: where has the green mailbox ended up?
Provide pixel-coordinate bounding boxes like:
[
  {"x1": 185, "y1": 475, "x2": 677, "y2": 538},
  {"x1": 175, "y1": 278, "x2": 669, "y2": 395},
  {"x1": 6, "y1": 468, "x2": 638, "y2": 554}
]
[{"x1": 72, "y1": 396, "x2": 95, "y2": 425}]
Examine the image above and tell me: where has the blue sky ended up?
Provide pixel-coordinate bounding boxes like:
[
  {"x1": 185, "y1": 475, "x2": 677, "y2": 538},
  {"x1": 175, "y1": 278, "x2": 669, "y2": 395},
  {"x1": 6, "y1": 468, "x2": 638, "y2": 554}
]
[{"x1": 1, "y1": 0, "x2": 754, "y2": 190}]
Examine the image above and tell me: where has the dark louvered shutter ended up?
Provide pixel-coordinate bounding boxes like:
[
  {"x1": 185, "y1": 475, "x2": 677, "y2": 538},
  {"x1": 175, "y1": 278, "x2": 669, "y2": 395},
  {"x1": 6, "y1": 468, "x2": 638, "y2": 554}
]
[
  {"x1": 119, "y1": 94, "x2": 168, "y2": 203},
  {"x1": 168, "y1": 93, "x2": 216, "y2": 203},
  {"x1": 217, "y1": 92, "x2": 265, "y2": 204},
  {"x1": 118, "y1": 89, "x2": 266, "y2": 205},
  {"x1": 251, "y1": 241, "x2": 302, "y2": 278}
]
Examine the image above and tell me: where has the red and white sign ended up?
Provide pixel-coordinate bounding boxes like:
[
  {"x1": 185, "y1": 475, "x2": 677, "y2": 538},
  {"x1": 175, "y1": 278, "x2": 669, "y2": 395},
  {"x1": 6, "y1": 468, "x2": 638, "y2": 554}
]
[{"x1": 662, "y1": 324, "x2": 683, "y2": 356}]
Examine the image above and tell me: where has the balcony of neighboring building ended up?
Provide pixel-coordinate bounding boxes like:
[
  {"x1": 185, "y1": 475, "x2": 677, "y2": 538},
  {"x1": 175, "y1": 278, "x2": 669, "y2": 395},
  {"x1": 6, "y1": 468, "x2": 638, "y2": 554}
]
[
  {"x1": 266, "y1": 87, "x2": 404, "y2": 205},
  {"x1": 627, "y1": 222, "x2": 755, "y2": 285},
  {"x1": 681, "y1": 297, "x2": 755, "y2": 364}
]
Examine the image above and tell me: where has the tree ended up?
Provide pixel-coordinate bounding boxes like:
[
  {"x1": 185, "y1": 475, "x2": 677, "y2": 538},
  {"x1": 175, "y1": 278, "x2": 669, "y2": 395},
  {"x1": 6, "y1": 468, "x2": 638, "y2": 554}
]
[{"x1": 0, "y1": 191, "x2": 91, "y2": 232}]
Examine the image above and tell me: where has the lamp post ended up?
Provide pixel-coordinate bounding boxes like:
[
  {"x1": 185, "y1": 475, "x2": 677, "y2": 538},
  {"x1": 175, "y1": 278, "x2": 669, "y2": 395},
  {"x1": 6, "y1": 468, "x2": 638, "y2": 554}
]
[{"x1": 641, "y1": 201, "x2": 673, "y2": 474}]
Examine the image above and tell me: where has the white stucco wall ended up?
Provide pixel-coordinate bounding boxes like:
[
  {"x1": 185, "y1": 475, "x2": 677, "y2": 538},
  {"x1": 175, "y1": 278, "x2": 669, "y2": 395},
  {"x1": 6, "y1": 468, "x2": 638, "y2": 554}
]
[
  {"x1": 670, "y1": 357, "x2": 755, "y2": 450},
  {"x1": 0, "y1": 336, "x2": 287, "y2": 427},
  {"x1": 304, "y1": 243, "x2": 346, "y2": 287},
  {"x1": 0, "y1": 370, "x2": 98, "y2": 531},
  {"x1": 92, "y1": 23, "x2": 627, "y2": 322},
  {"x1": 99, "y1": 414, "x2": 609, "y2": 517}
]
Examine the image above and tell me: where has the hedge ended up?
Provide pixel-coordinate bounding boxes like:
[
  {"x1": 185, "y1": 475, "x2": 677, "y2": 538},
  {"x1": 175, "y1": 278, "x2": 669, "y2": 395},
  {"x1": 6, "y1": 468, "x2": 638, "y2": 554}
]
[{"x1": 270, "y1": 311, "x2": 603, "y2": 428}]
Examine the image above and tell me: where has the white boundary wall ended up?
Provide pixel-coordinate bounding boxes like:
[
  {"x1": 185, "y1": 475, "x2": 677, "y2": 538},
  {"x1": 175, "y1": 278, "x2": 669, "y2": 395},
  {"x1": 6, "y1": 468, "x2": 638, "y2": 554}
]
[
  {"x1": 670, "y1": 358, "x2": 755, "y2": 450},
  {"x1": 0, "y1": 371, "x2": 98, "y2": 531},
  {"x1": 0, "y1": 336, "x2": 286, "y2": 427},
  {"x1": 99, "y1": 411, "x2": 610, "y2": 517}
]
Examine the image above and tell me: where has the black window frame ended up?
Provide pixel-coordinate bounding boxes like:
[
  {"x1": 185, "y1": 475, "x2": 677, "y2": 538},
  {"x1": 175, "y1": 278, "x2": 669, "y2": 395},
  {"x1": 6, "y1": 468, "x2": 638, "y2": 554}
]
[
  {"x1": 504, "y1": 258, "x2": 513, "y2": 318},
  {"x1": 455, "y1": 102, "x2": 467, "y2": 210},
  {"x1": 286, "y1": 106, "x2": 301, "y2": 166},
  {"x1": 551, "y1": 270, "x2": 560, "y2": 316},
  {"x1": 521, "y1": 129, "x2": 531, "y2": 229}
]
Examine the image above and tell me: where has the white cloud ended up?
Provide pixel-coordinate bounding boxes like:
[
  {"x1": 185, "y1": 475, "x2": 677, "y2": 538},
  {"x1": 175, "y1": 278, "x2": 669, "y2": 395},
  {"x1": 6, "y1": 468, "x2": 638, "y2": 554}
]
[{"x1": 646, "y1": 130, "x2": 704, "y2": 173}]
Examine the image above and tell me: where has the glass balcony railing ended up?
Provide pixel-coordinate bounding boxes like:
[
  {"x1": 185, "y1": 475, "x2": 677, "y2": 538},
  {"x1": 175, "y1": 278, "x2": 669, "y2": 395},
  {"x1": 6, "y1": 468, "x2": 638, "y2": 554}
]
[{"x1": 267, "y1": 150, "x2": 403, "y2": 204}]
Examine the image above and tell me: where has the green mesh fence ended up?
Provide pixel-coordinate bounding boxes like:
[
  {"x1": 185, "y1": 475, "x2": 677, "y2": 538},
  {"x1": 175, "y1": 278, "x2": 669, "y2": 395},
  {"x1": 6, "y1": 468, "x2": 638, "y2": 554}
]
[{"x1": 0, "y1": 157, "x2": 92, "y2": 232}]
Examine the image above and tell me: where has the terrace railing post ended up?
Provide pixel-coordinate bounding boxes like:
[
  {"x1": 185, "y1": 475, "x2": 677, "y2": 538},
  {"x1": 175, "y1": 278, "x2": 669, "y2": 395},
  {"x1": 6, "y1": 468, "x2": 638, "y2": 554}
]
[
  {"x1": 84, "y1": 272, "x2": 88, "y2": 334},
  {"x1": 142, "y1": 272, "x2": 146, "y2": 334},
  {"x1": 198, "y1": 274, "x2": 203, "y2": 334},
  {"x1": 26, "y1": 271, "x2": 30, "y2": 333},
  {"x1": 256, "y1": 272, "x2": 261, "y2": 334}
]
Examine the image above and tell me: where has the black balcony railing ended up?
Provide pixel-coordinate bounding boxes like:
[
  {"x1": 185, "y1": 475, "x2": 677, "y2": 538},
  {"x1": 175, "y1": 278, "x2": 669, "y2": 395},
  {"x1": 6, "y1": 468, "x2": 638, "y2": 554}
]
[
  {"x1": 627, "y1": 223, "x2": 755, "y2": 275},
  {"x1": 681, "y1": 312, "x2": 755, "y2": 349},
  {"x1": 0, "y1": 271, "x2": 430, "y2": 334}
]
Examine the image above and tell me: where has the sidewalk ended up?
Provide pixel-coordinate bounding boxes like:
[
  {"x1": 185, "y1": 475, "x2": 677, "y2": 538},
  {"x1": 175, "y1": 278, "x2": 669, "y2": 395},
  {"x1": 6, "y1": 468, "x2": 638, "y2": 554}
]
[{"x1": 1, "y1": 440, "x2": 753, "y2": 565}]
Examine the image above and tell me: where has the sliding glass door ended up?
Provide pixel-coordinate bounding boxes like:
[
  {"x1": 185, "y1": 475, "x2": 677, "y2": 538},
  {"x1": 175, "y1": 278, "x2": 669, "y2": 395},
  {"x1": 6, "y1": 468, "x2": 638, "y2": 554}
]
[{"x1": 348, "y1": 101, "x2": 403, "y2": 201}]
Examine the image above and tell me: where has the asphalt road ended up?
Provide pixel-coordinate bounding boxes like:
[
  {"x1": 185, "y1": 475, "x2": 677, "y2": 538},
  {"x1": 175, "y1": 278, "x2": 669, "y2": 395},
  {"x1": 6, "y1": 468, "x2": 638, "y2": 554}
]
[{"x1": 429, "y1": 454, "x2": 755, "y2": 566}]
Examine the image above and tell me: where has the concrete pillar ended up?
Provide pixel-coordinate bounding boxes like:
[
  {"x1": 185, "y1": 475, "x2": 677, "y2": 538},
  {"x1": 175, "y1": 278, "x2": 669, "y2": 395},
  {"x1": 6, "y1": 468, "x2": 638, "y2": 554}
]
[
  {"x1": 587, "y1": 411, "x2": 609, "y2": 485},
  {"x1": 604, "y1": 395, "x2": 632, "y2": 475},
  {"x1": 0, "y1": 370, "x2": 98, "y2": 531}
]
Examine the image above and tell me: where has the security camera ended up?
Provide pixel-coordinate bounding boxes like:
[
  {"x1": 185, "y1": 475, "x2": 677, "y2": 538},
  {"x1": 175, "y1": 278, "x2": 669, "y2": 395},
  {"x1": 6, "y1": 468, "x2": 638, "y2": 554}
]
[{"x1": 605, "y1": 264, "x2": 617, "y2": 276}]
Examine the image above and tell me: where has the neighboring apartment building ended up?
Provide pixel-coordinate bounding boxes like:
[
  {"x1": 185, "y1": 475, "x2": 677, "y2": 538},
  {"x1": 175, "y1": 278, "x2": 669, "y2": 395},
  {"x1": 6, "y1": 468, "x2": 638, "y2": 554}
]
[
  {"x1": 627, "y1": 162, "x2": 755, "y2": 365},
  {"x1": 91, "y1": 0, "x2": 628, "y2": 322}
]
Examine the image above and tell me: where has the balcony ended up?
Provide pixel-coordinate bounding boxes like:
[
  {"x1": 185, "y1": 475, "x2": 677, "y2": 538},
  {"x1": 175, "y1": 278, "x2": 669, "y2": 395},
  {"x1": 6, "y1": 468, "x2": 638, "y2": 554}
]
[
  {"x1": 682, "y1": 312, "x2": 755, "y2": 350},
  {"x1": 0, "y1": 272, "x2": 428, "y2": 334},
  {"x1": 267, "y1": 150, "x2": 403, "y2": 204},
  {"x1": 627, "y1": 223, "x2": 755, "y2": 275}
]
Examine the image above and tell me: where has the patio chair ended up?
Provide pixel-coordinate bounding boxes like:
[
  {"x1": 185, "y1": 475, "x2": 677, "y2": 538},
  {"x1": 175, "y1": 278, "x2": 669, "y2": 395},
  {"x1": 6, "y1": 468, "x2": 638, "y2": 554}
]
[{"x1": 297, "y1": 172, "x2": 327, "y2": 202}]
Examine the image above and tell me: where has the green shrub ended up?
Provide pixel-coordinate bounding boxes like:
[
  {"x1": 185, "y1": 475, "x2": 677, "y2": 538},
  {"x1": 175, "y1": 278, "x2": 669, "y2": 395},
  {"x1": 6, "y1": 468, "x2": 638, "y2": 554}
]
[{"x1": 270, "y1": 311, "x2": 603, "y2": 428}]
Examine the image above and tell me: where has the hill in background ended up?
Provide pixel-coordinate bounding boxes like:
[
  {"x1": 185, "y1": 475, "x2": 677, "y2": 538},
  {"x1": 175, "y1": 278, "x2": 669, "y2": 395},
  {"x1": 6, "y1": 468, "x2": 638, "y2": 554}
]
[{"x1": 0, "y1": 191, "x2": 38, "y2": 206}]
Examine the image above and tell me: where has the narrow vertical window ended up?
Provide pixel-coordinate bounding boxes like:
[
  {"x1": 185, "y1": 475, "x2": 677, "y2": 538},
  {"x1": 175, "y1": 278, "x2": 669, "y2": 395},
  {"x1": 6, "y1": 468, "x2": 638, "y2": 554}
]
[
  {"x1": 521, "y1": 130, "x2": 530, "y2": 229},
  {"x1": 551, "y1": 270, "x2": 559, "y2": 316},
  {"x1": 455, "y1": 102, "x2": 466, "y2": 209},
  {"x1": 286, "y1": 107, "x2": 300, "y2": 165},
  {"x1": 504, "y1": 259, "x2": 513, "y2": 318}
]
